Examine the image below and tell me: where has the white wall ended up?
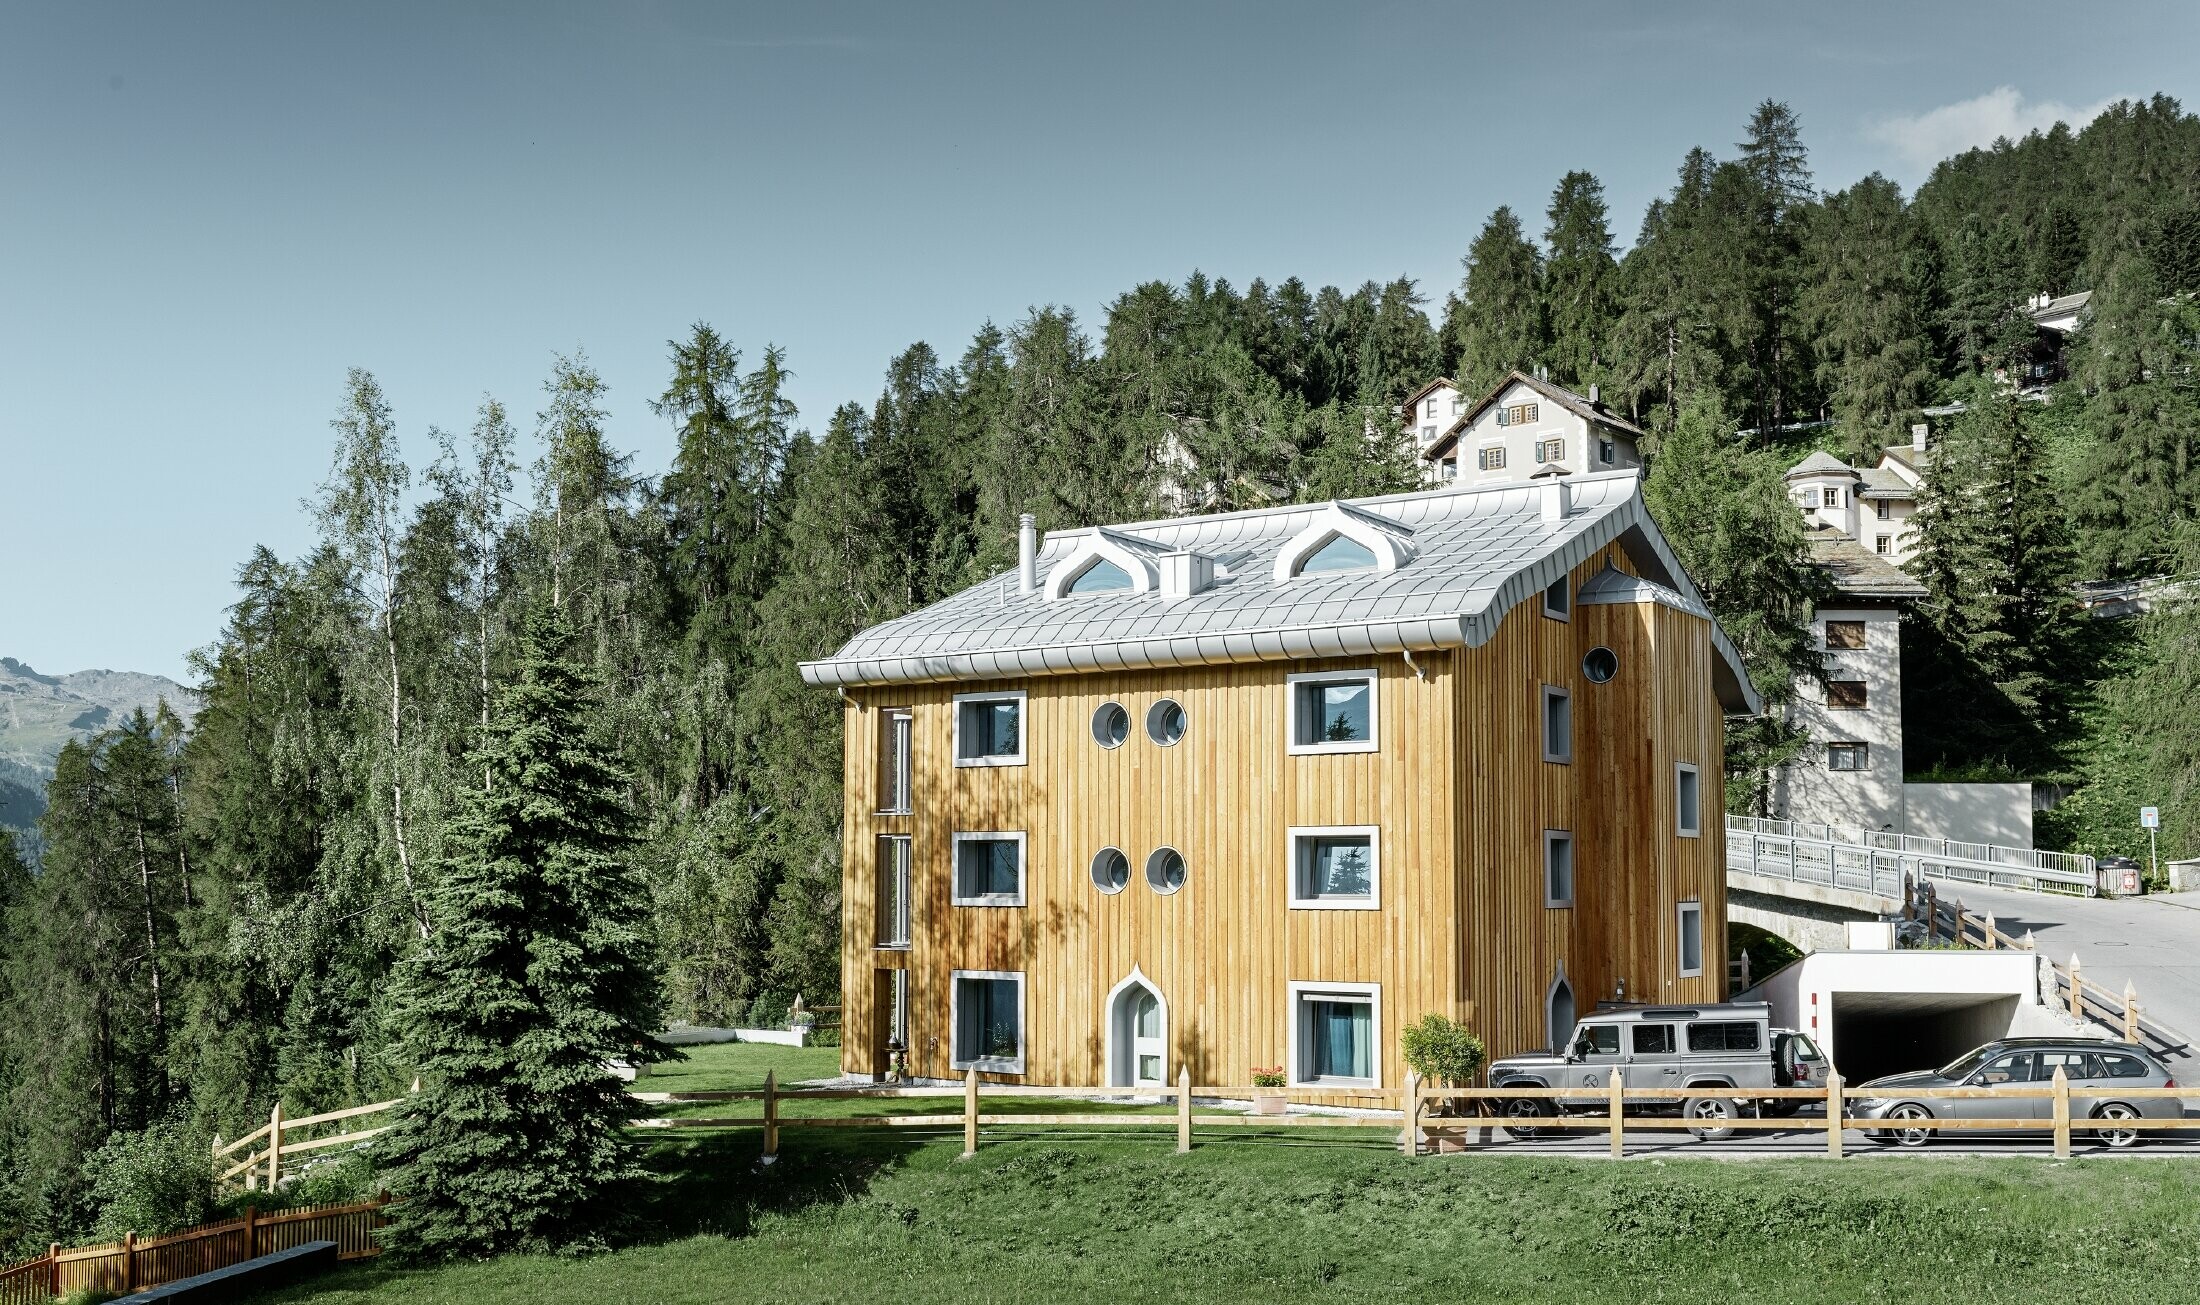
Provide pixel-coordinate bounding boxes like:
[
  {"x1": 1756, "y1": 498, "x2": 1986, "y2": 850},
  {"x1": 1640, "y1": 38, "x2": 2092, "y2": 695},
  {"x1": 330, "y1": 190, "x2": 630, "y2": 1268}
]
[
  {"x1": 1409, "y1": 383, "x2": 1462, "y2": 453},
  {"x1": 1739, "y1": 949, "x2": 2075, "y2": 1070},
  {"x1": 1776, "y1": 606, "x2": 1906, "y2": 833},
  {"x1": 1902, "y1": 782, "x2": 2034, "y2": 849}
]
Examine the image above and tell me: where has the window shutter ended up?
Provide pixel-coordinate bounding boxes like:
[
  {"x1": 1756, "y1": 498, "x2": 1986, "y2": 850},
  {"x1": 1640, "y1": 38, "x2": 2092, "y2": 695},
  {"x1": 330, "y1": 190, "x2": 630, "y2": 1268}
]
[{"x1": 1496, "y1": 408, "x2": 1509, "y2": 427}]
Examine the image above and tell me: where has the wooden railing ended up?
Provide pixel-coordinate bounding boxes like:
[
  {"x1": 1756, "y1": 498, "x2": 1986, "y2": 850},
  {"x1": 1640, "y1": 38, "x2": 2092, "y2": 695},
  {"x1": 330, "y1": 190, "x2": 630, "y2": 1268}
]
[
  {"x1": 0, "y1": 1197, "x2": 388, "y2": 1304},
  {"x1": 213, "y1": 1096, "x2": 405, "y2": 1192},
  {"x1": 629, "y1": 1065, "x2": 2188, "y2": 1162}
]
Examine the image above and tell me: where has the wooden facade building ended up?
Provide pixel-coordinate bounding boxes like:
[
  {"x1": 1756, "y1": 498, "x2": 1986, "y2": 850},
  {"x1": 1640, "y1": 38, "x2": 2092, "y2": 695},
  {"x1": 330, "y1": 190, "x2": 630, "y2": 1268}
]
[{"x1": 801, "y1": 472, "x2": 1759, "y2": 1096}]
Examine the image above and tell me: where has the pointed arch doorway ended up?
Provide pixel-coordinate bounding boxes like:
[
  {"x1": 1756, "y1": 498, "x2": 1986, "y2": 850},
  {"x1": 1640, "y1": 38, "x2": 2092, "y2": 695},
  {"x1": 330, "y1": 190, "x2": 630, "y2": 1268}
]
[
  {"x1": 1104, "y1": 968, "x2": 1169, "y2": 1088},
  {"x1": 1547, "y1": 966, "x2": 1577, "y2": 1055}
]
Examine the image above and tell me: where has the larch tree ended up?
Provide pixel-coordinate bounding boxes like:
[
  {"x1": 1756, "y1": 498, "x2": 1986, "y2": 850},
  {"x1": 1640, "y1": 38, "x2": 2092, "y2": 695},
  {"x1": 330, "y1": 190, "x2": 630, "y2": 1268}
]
[
  {"x1": 1451, "y1": 206, "x2": 1548, "y2": 396},
  {"x1": 1803, "y1": 173, "x2": 1935, "y2": 461},
  {"x1": 1542, "y1": 171, "x2": 1619, "y2": 391}
]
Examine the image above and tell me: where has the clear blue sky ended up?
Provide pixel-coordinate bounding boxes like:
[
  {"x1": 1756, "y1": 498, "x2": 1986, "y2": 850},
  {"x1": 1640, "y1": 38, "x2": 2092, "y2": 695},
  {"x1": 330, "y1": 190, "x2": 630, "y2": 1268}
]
[{"x1": 5, "y1": 1, "x2": 2196, "y2": 682}]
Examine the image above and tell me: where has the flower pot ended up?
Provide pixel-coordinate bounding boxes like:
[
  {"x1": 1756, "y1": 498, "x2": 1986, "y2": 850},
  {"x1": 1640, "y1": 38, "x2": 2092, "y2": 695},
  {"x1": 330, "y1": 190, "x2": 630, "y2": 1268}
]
[{"x1": 1253, "y1": 1090, "x2": 1288, "y2": 1116}]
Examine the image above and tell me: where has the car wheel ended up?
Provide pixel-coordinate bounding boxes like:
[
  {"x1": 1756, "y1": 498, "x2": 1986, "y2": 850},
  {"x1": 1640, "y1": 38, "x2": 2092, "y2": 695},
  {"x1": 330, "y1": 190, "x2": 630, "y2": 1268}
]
[
  {"x1": 1685, "y1": 1094, "x2": 1738, "y2": 1140},
  {"x1": 1500, "y1": 1096, "x2": 1555, "y2": 1140},
  {"x1": 1874, "y1": 1103, "x2": 1933, "y2": 1148},
  {"x1": 2093, "y1": 1102, "x2": 2143, "y2": 1148}
]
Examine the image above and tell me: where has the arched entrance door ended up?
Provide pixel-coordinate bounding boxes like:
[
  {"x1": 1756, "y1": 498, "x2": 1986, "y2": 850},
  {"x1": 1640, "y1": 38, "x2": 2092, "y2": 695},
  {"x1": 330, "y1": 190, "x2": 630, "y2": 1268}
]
[
  {"x1": 1106, "y1": 970, "x2": 1167, "y2": 1087},
  {"x1": 1547, "y1": 971, "x2": 1577, "y2": 1055}
]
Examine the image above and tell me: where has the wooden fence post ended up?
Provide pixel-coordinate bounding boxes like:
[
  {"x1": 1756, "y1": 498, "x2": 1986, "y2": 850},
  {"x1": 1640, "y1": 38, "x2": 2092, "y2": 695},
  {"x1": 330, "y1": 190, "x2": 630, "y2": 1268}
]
[
  {"x1": 48, "y1": 1243, "x2": 59, "y2": 1297},
  {"x1": 244, "y1": 1204, "x2": 257, "y2": 1259},
  {"x1": 1952, "y1": 900, "x2": 1966, "y2": 946},
  {"x1": 961, "y1": 1067, "x2": 979, "y2": 1159},
  {"x1": 266, "y1": 1101, "x2": 283, "y2": 1192},
  {"x1": 122, "y1": 1231, "x2": 136, "y2": 1293},
  {"x1": 1608, "y1": 1069, "x2": 1624, "y2": 1160},
  {"x1": 1982, "y1": 914, "x2": 1997, "y2": 949},
  {"x1": 1924, "y1": 883, "x2": 1938, "y2": 942},
  {"x1": 210, "y1": 1134, "x2": 223, "y2": 1186},
  {"x1": 761, "y1": 1069, "x2": 779, "y2": 1165},
  {"x1": 2052, "y1": 1065, "x2": 2072, "y2": 1158},
  {"x1": 1825, "y1": 1070, "x2": 1844, "y2": 1158},
  {"x1": 2123, "y1": 982, "x2": 2140, "y2": 1043},
  {"x1": 1176, "y1": 1066, "x2": 1192, "y2": 1155},
  {"x1": 2069, "y1": 954, "x2": 2084, "y2": 1019},
  {"x1": 1400, "y1": 1072, "x2": 1420, "y2": 1157},
  {"x1": 2021, "y1": 929, "x2": 2037, "y2": 951}
]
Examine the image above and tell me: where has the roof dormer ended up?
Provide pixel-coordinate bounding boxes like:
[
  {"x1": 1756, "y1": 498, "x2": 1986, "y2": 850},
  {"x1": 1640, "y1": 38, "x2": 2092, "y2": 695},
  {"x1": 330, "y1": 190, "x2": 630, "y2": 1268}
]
[
  {"x1": 1271, "y1": 502, "x2": 1416, "y2": 582},
  {"x1": 1043, "y1": 528, "x2": 1165, "y2": 600}
]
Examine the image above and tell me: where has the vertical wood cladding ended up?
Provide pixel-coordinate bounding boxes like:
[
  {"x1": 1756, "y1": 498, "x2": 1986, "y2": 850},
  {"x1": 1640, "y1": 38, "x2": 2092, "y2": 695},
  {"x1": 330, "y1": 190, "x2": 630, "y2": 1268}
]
[{"x1": 840, "y1": 543, "x2": 1728, "y2": 1091}]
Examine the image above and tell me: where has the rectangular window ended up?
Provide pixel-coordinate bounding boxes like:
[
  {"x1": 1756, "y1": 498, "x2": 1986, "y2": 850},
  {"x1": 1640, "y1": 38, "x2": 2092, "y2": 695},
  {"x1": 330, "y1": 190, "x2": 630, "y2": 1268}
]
[
  {"x1": 1599, "y1": 438, "x2": 1616, "y2": 465},
  {"x1": 1478, "y1": 445, "x2": 1507, "y2": 471},
  {"x1": 1827, "y1": 742, "x2": 1870, "y2": 771},
  {"x1": 1678, "y1": 901, "x2": 1704, "y2": 977},
  {"x1": 1826, "y1": 680, "x2": 1868, "y2": 710},
  {"x1": 1541, "y1": 685, "x2": 1572, "y2": 763},
  {"x1": 1288, "y1": 826, "x2": 1380, "y2": 910},
  {"x1": 952, "y1": 691, "x2": 1026, "y2": 767},
  {"x1": 1875, "y1": 499, "x2": 1892, "y2": 520},
  {"x1": 1543, "y1": 576, "x2": 1570, "y2": 620},
  {"x1": 950, "y1": 970, "x2": 1025, "y2": 1074},
  {"x1": 1424, "y1": 398, "x2": 1438, "y2": 418},
  {"x1": 1512, "y1": 402, "x2": 1541, "y2": 425},
  {"x1": 1287, "y1": 670, "x2": 1378, "y2": 754},
  {"x1": 950, "y1": 832, "x2": 1026, "y2": 906},
  {"x1": 1824, "y1": 620, "x2": 1866, "y2": 650},
  {"x1": 1675, "y1": 763, "x2": 1701, "y2": 838},
  {"x1": 1687, "y1": 1021, "x2": 1761, "y2": 1053},
  {"x1": 1632, "y1": 1023, "x2": 1675, "y2": 1055},
  {"x1": 1421, "y1": 424, "x2": 1436, "y2": 442},
  {"x1": 1875, "y1": 535, "x2": 1892, "y2": 555},
  {"x1": 876, "y1": 835, "x2": 911, "y2": 947},
  {"x1": 879, "y1": 708, "x2": 913, "y2": 813},
  {"x1": 1544, "y1": 829, "x2": 1574, "y2": 907},
  {"x1": 1290, "y1": 981, "x2": 1380, "y2": 1087},
  {"x1": 1821, "y1": 488, "x2": 1839, "y2": 508},
  {"x1": 1540, "y1": 438, "x2": 1566, "y2": 464}
]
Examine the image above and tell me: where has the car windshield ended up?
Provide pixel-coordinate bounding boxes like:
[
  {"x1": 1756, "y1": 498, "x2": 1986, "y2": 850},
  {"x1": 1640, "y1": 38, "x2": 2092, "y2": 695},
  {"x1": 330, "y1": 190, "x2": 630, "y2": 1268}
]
[{"x1": 1936, "y1": 1047, "x2": 1997, "y2": 1080}]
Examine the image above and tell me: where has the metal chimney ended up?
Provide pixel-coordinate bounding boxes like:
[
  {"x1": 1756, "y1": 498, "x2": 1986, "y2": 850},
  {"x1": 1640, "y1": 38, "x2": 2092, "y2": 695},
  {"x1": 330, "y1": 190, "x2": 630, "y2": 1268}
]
[
  {"x1": 1018, "y1": 514, "x2": 1038, "y2": 593},
  {"x1": 1587, "y1": 383, "x2": 1601, "y2": 406}
]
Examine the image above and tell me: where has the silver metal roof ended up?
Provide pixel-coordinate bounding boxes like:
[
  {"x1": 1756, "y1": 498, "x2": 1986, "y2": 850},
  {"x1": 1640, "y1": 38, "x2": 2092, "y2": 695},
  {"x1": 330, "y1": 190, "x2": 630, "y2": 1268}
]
[
  {"x1": 1576, "y1": 564, "x2": 1713, "y2": 619},
  {"x1": 801, "y1": 469, "x2": 1762, "y2": 713}
]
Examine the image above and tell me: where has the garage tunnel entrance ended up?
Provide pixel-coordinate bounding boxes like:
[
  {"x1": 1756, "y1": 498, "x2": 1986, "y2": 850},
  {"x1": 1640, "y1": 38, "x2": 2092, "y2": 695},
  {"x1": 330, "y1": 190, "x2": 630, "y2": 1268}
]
[{"x1": 1829, "y1": 992, "x2": 2020, "y2": 1084}]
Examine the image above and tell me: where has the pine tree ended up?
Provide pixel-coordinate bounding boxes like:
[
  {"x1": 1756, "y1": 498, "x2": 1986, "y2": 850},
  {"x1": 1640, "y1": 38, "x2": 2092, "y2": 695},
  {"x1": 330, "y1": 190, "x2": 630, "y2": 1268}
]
[
  {"x1": 1804, "y1": 174, "x2": 1935, "y2": 460},
  {"x1": 1542, "y1": 171, "x2": 1619, "y2": 390},
  {"x1": 1732, "y1": 101, "x2": 1817, "y2": 432},
  {"x1": 1452, "y1": 207, "x2": 1547, "y2": 395},
  {"x1": 2072, "y1": 253, "x2": 2200, "y2": 575},
  {"x1": 381, "y1": 606, "x2": 667, "y2": 1260},
  {"x1": 1610, "y1": 149, "x2": 1731, "y2": 427}
]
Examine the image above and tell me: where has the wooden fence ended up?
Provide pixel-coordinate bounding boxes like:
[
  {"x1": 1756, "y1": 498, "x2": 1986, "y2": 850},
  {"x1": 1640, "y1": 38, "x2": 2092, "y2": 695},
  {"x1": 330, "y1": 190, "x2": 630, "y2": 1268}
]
[
  {"x1": 630, "y1": 1064, "x2": 2189, "y2": 1163},
  {"x1": 0, "y1": 1197, "x2": 388, "y2": 1304},
  {"x1": 213, "y1": 1095, "x2": 405, "y2": 1192}
]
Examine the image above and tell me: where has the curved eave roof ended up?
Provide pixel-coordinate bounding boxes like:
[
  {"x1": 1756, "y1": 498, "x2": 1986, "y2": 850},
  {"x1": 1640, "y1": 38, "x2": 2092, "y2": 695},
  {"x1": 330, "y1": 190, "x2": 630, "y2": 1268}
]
[{"x1": 801, "y1": 471, "x2": 1762, "y2": 715}]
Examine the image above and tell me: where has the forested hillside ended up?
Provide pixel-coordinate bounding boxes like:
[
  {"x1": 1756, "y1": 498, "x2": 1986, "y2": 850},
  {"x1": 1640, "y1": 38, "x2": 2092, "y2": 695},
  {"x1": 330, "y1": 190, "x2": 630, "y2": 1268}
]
[{"x1": 3, "y1": 97, "x2": 2197, "y2": 1254}]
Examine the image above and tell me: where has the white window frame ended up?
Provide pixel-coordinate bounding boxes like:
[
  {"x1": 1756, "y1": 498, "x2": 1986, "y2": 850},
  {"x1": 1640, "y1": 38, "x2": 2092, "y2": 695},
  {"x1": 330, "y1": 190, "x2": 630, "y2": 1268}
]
[
  {"x1": 1285, "y1": 669, "x2": 1380, "y2": 756},
  {"x1": 1543, "y1": 829, "x2": 1574, "y2": 908},
  {"x1": 1875, "y1": 535, "x2": 1892, "y2": 555},
  {"x1": 1542, "y1": 576, "x2": 1571, "y2": 621},
  {"x1": 1675, "y1": 763, "x2": 1702, "y2": 839},
  {"x1": 949, "y1": 968, "x2": 1027, "y2": 1075},
  {"x1": 949, "y1": 830, "x2": 1027, "y2": 907},
  {"x1": 1541, "y1": 684, "x2": 1572, "y2": 764},
  {"x1": 1677, "y1": 901, "x2": 1705, "y2": 978},
  {"x1": 1288, "y1": 980, "x2": 1382, "y2": 1089},
  {"x1": 1287, "y1": 825, "x2": 1382, "y2": 911},
  {"x1": 951, "y1": 690, "x2": 1027, "y2": 768}
]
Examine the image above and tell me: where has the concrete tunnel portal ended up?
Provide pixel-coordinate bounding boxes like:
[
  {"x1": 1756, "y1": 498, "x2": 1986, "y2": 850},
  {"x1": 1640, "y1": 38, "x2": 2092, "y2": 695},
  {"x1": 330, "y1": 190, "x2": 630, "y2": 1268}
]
[{"x1": 1827, "y1": 990, "x2": 2021, "y2": 1084}]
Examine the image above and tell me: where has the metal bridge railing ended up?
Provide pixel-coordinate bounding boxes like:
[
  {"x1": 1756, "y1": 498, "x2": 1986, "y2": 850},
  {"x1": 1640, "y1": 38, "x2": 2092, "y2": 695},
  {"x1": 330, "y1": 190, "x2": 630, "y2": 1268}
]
[{"x1": 1724, "y1": 815, "x2": 2096, "y2": 898}]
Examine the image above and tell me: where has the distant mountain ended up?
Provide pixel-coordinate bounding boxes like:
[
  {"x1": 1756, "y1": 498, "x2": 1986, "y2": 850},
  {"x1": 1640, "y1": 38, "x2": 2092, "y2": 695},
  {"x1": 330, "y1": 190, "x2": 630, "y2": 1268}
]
[{"x1": 0, "y1": 657, "x2": 199, "y2": 835}]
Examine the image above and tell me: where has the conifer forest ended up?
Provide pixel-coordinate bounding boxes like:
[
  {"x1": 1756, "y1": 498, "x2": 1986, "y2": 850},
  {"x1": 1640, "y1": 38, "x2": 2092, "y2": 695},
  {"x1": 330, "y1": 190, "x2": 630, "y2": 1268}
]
[{"x1": 5, "y1": 97, "x2": 2200, "y2": 1254}]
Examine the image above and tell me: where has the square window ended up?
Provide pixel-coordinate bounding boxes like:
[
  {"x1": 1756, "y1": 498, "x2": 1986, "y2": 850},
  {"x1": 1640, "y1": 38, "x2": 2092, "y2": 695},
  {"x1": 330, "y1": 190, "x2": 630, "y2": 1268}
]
[
  {"x1": 953, "y1": 691, "x2": 1026, "y2": 767},
  {"x1": 1289, "y1": 982, "x2": 1380, "y2": 1087},
  {"x1": 1675, "y1": 763, "x2": 1701, "y2": 838},
  {"x1": 1543, "y1": 576, "x2": 1570, "y2": 620},
  {"x1": 879, "y1": 708, "x2": 913, "y2": 813},
  {"x1": 1827, "y1": 742, "x2": 1869, "y2": 771},
  {"x1": 1479, "y1": 445, "x2": 1507, "y2": 471},
  {"x1": 1822, "y1": 488, "x2": 1839, "y2": 508},
  {"x1": 1824, "y1": 620, "x2": 1866, "y2": 650},
  {"x1": 951, "y1": 970, "x2": 1025, "y2": 1073},
  {"x1": 1289, "y1": 826, "x2": 1380, "y2": 909},
  {"x1": 1540, "y1": 438, "x2": 1566, "y2": 464},
  {"x1": 1827, "y1": 680, "x2": 1868, "y2": 710},
  {"x1": 1875, "y1": 535, "x2": 1892, "y2": 555},
  {"x1": 1287, "y1": 671, "x2": 1378, "y2": 754},
  {"x1": 1678, "y1": 901, "x2": 1704, "y2": 977},
  {"x1": 1421, "y1": 424, "x2": 1436, "y2": 442},
  {"x1": 1544, "y1": 830, "x2": 1574, "y2": 907},
  {"x1": 951, "y1": 832, "x2": 1026, "y2": 906},
  {"x1": 1632, "y1": 1023, "x2": 1676, "y2": 1054},
  {"x1": 1541, "y1": 685, "x2": 1572, "y2": 763}
]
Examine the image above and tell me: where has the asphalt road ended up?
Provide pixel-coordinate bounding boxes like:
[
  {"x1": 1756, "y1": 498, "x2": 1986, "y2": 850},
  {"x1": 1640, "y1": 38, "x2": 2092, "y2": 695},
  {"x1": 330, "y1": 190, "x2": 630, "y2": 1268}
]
[{"x1": 1925, "y1": 878, "x2": 2200, "y2": 1060}]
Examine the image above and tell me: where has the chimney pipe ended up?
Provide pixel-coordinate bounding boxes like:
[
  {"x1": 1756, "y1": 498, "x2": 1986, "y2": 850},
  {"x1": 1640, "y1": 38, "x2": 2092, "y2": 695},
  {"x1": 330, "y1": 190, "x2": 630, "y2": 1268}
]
[
  {"x1": 1017, "y1": 514, "x2": 1038, "y2": 593},
  {"x1": 1911, "y1": 422, "x2": 1928, "y2": 454},
  {"x1": 1587, "y1": 383, "x2": 1601, "y2": 406}
]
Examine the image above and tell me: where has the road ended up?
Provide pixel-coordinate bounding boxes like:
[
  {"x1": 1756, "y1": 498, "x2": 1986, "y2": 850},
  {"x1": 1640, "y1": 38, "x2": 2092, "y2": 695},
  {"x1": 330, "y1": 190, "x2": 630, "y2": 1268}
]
[{"x1": 1925, "y1": 878, "x2": 2200, "y2": 1059}]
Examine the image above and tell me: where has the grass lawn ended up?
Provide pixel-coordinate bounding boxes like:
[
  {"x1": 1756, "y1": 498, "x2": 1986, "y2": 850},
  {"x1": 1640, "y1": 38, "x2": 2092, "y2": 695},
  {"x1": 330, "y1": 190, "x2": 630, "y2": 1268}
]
[{"x1": 263, "y1": 1045, "x2": 2200, "y2": 1305}]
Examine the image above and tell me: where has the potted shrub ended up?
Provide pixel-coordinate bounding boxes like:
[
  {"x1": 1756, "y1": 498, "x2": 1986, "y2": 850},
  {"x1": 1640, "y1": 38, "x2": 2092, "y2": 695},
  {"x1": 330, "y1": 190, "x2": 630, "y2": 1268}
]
[
  {"x1": 1250, "y1": 1066, "x2": 1288, "y2": 1115},
  {"x1": 1400, "y1": 1013, "x2": 1487, "y2": 1118}
]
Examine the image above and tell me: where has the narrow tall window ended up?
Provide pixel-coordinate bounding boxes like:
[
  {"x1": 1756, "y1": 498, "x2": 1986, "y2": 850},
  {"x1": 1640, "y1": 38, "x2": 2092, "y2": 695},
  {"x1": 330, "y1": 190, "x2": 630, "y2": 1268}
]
[
  {"x1": 951, "y1": 832, "x2": 1026, "y2": 906},
  {"x1": 876, "y1": 835, "x2": 912, "y2": 947},
  {"x1": 1543, "y1": 576, "x2": 1570, "y2": 620},
  {"x1": 1598, "y1": 438, "x2": 1615, "y2": 465},
  {"x1": 953, "y1": 691, "x2": 1025, "y2": 767},
  {"x1": 951, "y1": 970, "x2": 1025, "y2": 1074},
  {"x1": 1678, "y1": 901, "x2": 1704, "y2": 978},
  {"x1": 1424, "y1": 398, "x2": 1438, "y2": 418},
  {"x1": 1675, "y1": 763, "x2": 1701, "y2": 839},
  {"x1": 1875, "y1": 500, "x2": 1892, "y2": 520},
  {"x1": 1544, "y1": 830, "x2": 1574, "y2": 907},
  {"x1": 1288, "y1": 670, "x2": 1378, "y2": 754},
  {"x1": 1541, "y1": 685, "x2": 1572, "y2": 763},
  {"x1": 880, "y1": 708, "x2": 913, "y2": 813}
]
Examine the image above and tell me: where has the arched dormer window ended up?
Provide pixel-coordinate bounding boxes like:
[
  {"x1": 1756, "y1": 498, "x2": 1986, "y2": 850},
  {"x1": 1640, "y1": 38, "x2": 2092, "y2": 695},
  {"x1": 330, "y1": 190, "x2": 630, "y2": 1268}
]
[
  {"x1": 1043, "y1": 529, "x2": 1160, "y2": 600},
  {"x1": 1272, "y1": 502, "x2": 1415, "y2": 582}
]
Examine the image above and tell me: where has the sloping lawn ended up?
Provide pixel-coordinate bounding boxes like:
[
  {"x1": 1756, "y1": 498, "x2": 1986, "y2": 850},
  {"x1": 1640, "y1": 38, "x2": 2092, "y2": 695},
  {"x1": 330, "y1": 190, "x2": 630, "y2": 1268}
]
[{"x1": 260, "y1": 1044, "x2": 2200, "y2": 1305}]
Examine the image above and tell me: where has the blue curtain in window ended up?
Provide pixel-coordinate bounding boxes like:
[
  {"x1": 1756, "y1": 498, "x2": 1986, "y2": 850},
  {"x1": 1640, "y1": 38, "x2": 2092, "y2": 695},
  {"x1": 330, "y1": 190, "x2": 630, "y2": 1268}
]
[{"x1": 1312, "y1": 1000, "x2": 1370, "y2": 1079}]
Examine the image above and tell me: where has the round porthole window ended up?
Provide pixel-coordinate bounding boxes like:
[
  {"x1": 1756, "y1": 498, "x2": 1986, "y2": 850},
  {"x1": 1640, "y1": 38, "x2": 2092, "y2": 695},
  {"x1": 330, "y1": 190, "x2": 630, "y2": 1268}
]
[
  {"x1": 1091, "y1": 847, "x2": 1131, "y2": 894},
  {"x1": 1092, "y1": 702, "x2": 1130, "y2": 749},
  {"x1": 1146, "y1": 699, "x2": 1187, "y2": 746},
  {"x1": 1583, "y1": 647, "x2": 1619, "y2": 684},
  {"x1": 1146, "y1": 847, "x2": 1187, "y2": 894}
]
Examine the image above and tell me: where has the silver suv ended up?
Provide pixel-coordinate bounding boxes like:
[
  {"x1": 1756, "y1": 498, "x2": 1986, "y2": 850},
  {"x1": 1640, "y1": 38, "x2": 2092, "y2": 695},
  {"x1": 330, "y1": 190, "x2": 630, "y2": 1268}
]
[{"x1": 1488, "y1": 1003, "x2": 1778, "y2": 1139}]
